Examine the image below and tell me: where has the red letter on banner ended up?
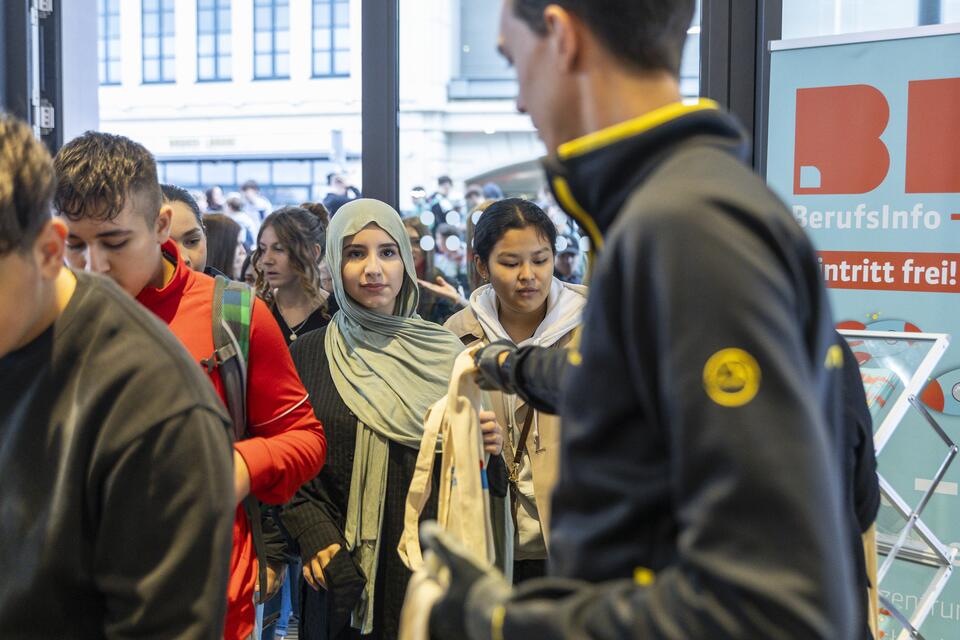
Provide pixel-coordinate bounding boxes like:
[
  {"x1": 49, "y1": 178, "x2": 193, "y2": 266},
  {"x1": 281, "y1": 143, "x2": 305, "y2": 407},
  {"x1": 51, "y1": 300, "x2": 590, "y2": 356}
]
[
  {"x1": 794, "y1": 85, "x2": 890, "y2": 194},
  {"x1": 906, "y1": 78, "x2": 960, "y2": 193}
]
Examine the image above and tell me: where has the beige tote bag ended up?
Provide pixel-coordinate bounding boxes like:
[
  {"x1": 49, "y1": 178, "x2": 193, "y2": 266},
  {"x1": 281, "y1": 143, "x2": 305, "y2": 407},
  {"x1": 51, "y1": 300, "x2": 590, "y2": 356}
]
[
  {"x1": 398, "y1": 349, "x2": 498, "y2": 640},
  {"x1": 398, "y1": 347, "x2": 496, "y2": 571}
]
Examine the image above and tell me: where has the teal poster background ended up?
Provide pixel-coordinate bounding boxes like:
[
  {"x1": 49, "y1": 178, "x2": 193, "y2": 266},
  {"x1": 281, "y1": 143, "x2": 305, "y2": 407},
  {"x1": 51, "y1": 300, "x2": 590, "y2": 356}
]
[{"x1": 767, "y1": 27, "x2": 960, "y2": 639}]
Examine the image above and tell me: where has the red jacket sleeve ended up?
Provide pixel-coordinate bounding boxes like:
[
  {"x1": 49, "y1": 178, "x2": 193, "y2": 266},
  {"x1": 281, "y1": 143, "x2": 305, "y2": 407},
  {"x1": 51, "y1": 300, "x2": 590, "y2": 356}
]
[{"x1": 233, "y1": 298, "x2": 327, "y2": 505}]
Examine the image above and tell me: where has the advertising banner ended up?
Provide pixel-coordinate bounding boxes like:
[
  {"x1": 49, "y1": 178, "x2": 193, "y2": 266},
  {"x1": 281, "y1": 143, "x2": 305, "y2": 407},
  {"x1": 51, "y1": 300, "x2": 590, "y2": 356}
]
[{"x1": 767, "y1": 25, "x2": 960, "y2": 639}]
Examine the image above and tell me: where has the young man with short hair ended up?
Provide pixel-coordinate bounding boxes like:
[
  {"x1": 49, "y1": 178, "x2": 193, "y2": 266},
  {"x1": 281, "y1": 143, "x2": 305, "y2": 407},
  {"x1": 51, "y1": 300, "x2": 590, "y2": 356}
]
[
  {"x1": 0, "y1": 114, "x2": 235, "y2": 638},
  {"x1": 425, "y1": 1, "x2": 863, "y2": 639},
  {"x1": 53, "y1": 131, "x2": 328, "y2": 640}
]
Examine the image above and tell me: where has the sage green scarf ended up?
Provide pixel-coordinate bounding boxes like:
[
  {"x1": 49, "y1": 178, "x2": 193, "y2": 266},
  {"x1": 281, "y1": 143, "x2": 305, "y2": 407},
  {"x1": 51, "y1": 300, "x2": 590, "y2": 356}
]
[{"x1": 323, "y1": 199, "x2": 463, "y2": 633}]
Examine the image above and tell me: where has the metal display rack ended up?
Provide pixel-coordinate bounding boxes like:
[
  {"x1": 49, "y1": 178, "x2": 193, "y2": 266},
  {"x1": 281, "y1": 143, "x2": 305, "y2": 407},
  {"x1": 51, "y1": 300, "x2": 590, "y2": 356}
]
[{"x1": 839, "y1": 330, "x2": 956, "y2": 640}]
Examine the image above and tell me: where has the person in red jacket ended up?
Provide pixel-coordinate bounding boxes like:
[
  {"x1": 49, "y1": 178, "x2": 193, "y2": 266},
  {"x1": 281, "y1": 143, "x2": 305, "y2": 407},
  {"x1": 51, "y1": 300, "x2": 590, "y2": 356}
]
[{"x1": 53, "y1": 131, "x2": 328, "y2": 640}]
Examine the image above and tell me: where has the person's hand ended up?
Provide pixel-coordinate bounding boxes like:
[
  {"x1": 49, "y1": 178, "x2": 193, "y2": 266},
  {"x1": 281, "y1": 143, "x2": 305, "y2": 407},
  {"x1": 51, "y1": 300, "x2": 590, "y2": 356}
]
[
  {"x1": 233, "y1": 451, "x2": 251, "y2": 505},
  {"x1": 479, "y1": 410, "x2": 504, "y2": 456},
  {"x1": 303, "y1": 542, "x2": 342, "y2": 591},
  {"x1": 417, "y1": 275, "x2": 468, "y2": 307},
  {"x1": 423, "y1": 522, "x2": 511, "y2": 640},
  {"x1": 257, "y1": 561, "x2": 286, "y2": 601},
  {"x1": 473, "y1": 341, "x2": 518, "y2": 393}
]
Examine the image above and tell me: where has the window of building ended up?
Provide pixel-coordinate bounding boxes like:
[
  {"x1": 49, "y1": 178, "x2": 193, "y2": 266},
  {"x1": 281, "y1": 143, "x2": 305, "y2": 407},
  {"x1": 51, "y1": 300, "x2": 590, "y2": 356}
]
[
  {"x1": 98, "y1": 0, "x2": 121, "y2": 85},
  {"x1": 313, "y1": 0, "x2": 351, "y2": 77},
  {"x1": 254, "y1": 0, "x2": 291, "y2": 80},
  {"x1": 401, "y1": 0, "x2": 703, "y2": 214},
  {"x1": 156, "y1": 156, "x2": 357, "y2": 207},
  {"x1": 197, "y1": 0, "x2": 232, "y2": 82},
  {"x1": 142, "y1": 0, "x2": 175, "y2": 84},
  {"x1": 782, "y1": 0, "x2": 960, "y2": 39}
]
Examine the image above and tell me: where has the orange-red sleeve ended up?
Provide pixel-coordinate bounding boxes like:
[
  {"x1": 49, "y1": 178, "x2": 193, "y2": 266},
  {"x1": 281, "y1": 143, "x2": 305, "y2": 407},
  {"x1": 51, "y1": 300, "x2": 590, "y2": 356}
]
[{"x1": 233, "y1": 298, "x2": 327, "y2": 505}]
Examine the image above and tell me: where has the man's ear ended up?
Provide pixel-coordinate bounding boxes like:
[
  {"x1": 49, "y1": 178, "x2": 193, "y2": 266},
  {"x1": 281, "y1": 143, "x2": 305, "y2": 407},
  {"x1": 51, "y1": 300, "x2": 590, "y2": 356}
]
[
  {"x1": 35, "y1": 218, "x2": 67, "y2": 280},
  {"x1": 155, "y1": 204, "x2": 173, "y2": 243},
  {"x1": 543, "y1": 5, "x2": 581, "y2": 73}
]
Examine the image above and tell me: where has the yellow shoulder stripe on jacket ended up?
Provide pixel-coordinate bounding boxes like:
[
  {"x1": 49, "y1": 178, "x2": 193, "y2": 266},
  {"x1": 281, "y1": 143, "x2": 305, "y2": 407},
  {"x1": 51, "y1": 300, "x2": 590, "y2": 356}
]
[
  {"x1": 551, "y1": 176, "x2": 604, "y2": 253},
  {"x1": 491, "y1": 604, "x2": 506, "y2": 640},
  {"x1": 557, "y1": 99, "x2": 720, "y2": 160}
]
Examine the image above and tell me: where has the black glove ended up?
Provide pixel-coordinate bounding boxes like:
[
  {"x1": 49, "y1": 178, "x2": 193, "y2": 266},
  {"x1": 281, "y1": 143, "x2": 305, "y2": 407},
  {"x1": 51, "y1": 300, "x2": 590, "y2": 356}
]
[
  {"x1": 474, "y1": 340, "x2": 518, "y2": 394},
  {"x1": 423, "y1": 522, "x2": 511, "y2": 640}
]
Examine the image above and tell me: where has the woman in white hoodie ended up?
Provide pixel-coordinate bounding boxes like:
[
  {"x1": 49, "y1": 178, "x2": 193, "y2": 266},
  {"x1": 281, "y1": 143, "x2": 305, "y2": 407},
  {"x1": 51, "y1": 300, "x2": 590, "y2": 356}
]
[{"x1": 444, "y1": 198, "x2": 588, "y2": 583}]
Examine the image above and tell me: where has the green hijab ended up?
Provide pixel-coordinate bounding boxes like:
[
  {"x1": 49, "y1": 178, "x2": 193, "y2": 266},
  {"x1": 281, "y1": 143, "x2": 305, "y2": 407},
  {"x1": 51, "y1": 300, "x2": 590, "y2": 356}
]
[
  {"x1": 324, "y1": 198, "x2": 464, "y2": 447},
  {"x1": 324, "y1": 199, "x2": 463, "y2": 633}
]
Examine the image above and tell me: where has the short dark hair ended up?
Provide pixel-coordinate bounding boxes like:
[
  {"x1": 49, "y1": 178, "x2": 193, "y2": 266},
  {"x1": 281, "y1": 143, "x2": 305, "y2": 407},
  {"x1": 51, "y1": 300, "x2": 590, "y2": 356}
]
[
  {"x1": 0, "y1": 113, "x2": 56, "y2": 255},
  {"x1": 512, "y1": 0, "x2": 695, "y2": 76},
  {"x1": 53, "y1": 131, "x2": 162, "y2": 224},
  {"x1": 241, "y1": 179, "x2": 259, "y2": 192},
  {"x1": 161, "y1": 183, "x2": 204, "y2": 229},
  {"x1": 435, "y1": 223, "x2": 461, "y2": 240},
  {"x1": 225, "y1": 195, "x2": 245, "y2": 213},
  {"x1": 473, "y1": 198, "x2": 557, "y2": 264},
  {"x1": 438, "y1": 175, "x2": 453, "y2": 187}
]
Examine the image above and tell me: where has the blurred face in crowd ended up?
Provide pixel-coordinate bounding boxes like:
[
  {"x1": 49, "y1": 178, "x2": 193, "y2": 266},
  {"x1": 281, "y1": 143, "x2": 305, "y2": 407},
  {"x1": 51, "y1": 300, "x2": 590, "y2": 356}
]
[
  {"x1": 63, "y1": 193, "x2": 172, "y2": 297},
  {"x1": 410, "y1": 187, "x2": 427, "y2": 206},
  {"x1": 233, "y1": 237, "x2": 247, "y2": 281},
  {"x1": 168, "y1": 201, "x2": 207, "y2": 271},
  {"x1": 0, "y1": 220, "x2": 67, "y2": 358},
  {"x1": 318, "y1": 260, "x2": 333, "y2": 294},
  {"x1": 341, "y1": 223, "x2": 405, "y2": 315},
  {"x1": 436, "y1": 230, "x2": 465, "y2": 263},
  {"x1": 478, "y1": 225, "x2": 554, "y2": 316},
  {"x1": 465, "y1": 189, "x2": 483, "y2": 212},
  {"x1": 241, "y1": 260, "x2": 257, "y2": 287},
  {"x1": 498, "y1": 0, "x2": 578, "y2": 152},
  {"x1": 209, "y1": 186, "x2": 225, "y2": 206},
  {"x1": 555, "y1": 249, "x2": 578, "y2": 277},
  {"x1": 444, "y1": 234, "x2": 465, "y2": 263},
  {"x1": 257, "y1": 224, "x2": 294, "y2": 290},
  {"x1": 405, "y1": 225, "x2": 426, "y2": 274}
]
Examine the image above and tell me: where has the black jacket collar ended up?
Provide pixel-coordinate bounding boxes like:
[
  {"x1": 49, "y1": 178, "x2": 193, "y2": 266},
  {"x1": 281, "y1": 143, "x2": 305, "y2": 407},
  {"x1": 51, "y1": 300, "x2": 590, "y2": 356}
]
[{"x1": 543, "y1": 101, "x2": 750, "y2": 251}]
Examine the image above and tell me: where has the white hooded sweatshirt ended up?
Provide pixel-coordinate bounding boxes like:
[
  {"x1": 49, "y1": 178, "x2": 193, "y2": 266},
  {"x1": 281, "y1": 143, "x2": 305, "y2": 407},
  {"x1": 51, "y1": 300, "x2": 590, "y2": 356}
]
[{"x1": 469, "y1": 277, "x2": 588, "y2": 559}]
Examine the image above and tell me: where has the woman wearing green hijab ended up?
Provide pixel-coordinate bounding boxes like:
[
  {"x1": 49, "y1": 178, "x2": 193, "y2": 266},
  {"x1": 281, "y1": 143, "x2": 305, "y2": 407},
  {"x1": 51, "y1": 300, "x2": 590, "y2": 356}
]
[{"x1": 280, "y1": 199, "x2": 503, "y2": 639}]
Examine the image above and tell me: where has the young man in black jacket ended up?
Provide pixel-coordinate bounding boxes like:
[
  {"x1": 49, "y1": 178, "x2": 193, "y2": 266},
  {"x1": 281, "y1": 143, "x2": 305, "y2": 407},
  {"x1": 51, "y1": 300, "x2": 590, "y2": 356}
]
[
  {"x1": 424, "y1": 2, "x2": 864, "y2": 639},
  {"x1": 0, "y1": 113, "x2": 235, "y2": 639}
]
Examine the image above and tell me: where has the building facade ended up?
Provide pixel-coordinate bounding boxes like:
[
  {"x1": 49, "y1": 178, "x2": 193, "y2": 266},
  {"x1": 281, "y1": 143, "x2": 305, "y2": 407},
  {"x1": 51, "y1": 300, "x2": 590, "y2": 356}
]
[{"x1": 98, "y1": 0, "x2": 701, "y2": 208}]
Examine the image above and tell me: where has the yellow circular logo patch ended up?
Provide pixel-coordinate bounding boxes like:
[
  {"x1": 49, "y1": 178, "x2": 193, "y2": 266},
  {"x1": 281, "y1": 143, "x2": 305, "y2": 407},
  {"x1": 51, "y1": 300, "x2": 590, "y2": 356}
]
[{"x1": 703, "y1": 348, "x2": 761, "y2": 407}]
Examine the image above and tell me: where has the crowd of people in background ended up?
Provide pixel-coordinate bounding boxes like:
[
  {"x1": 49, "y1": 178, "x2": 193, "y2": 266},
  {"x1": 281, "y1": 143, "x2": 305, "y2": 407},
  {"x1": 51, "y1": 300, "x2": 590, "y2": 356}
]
[{"x1": 173, "y1": 173, "x2": 588, "y2": 330}]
